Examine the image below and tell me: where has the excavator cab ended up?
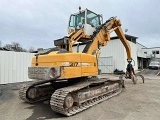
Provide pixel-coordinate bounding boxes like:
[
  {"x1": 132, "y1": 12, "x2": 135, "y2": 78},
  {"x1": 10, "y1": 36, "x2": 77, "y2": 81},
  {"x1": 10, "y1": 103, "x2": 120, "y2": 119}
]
[{"x1": 68, "y1": 8, "x2": 103, "y2": 36}]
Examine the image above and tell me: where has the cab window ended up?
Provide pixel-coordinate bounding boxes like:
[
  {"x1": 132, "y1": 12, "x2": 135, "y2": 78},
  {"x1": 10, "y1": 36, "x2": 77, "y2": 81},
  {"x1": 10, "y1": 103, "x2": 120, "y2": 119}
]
[
  {"x1": 75, "y1": 11, "x2": 85, "y2": 26},
  {"x1": 87, "y1": 10, "x2": 101, "y2": 27},
  {"x1": 69, "y1": 15, "x2": 75, "y2": 27}
]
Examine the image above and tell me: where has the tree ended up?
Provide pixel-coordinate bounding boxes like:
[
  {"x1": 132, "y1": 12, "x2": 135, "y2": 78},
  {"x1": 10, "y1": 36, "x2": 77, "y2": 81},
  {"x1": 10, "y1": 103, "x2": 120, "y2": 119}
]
[
  {"x1": 28, "y1": 46, "x2": 35, "y2": 52},
  {"x1": 3, "y1": 42, "x2": 23, "y2": 52},
  {"x1": 3, "y1": 42, "x2": 36, "y2": 52},
  {"x1": 4, "y1": 44, "x2": 12, "y2": 50},
  {"x1": 11, "y1": 42, "x2": 22, "y2": 52}
]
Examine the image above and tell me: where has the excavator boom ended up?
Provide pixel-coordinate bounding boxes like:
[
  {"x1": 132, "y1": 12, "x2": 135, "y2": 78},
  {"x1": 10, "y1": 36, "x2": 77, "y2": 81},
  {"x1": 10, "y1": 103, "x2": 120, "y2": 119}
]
[{"x1": 86, "y1": 17, "x2": 132, "y2": 60}]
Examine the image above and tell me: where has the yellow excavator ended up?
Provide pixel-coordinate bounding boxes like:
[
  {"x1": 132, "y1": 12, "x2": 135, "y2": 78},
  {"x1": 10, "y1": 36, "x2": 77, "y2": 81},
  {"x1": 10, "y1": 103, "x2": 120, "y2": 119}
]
[{"x1": 19, "y1": 8, "x2": 133, "y2": 116}]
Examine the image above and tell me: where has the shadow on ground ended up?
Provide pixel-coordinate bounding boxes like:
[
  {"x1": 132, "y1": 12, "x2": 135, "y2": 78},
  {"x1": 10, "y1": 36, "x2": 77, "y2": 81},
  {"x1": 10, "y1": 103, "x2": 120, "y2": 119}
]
[
  {"x1": 136, "y1": 69, "x2": 159, "y2": 76},
  {"x1": 25, "y1": 101, "x2": 65, "y2": 120}
]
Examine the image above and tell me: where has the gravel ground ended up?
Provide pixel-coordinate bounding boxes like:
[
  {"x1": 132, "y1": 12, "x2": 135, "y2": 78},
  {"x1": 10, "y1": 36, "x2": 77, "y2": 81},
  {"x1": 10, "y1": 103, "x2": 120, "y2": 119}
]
[{"x1": 0, "y1": 71, "x2": 160, "y2": 120}]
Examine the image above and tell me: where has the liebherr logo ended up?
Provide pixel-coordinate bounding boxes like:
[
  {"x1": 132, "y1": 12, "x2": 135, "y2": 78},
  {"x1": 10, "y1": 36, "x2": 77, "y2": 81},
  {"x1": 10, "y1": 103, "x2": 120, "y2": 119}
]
[{"x1": 62, "y1": 62, "x2": 90, "y2": 66}]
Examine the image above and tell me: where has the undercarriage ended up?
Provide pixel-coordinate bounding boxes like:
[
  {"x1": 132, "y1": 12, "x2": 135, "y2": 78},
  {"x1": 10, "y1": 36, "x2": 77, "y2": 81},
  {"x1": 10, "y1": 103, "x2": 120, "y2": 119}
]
[{"x1": 19, "y1": 77, "x2": 124, "y2": 116}]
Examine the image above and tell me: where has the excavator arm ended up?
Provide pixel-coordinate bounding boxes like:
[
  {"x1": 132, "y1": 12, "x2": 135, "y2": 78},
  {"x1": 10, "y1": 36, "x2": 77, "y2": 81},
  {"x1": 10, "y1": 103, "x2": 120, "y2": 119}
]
[
  {"x1": 54, "y1": 29, "x2": 91, "y2": 52},
  {"x1": 86, "y1": 17, "x2": 132, "y2": 61},
  {"x1": 68, "y1": 29, "x2": 90, "y2": 52}
]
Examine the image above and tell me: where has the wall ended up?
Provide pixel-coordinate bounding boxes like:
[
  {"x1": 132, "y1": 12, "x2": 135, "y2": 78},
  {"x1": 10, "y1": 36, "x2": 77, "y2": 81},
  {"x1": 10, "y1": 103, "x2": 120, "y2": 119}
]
[
  {"x1": 72, "y1": 39, "x2": 138, "y2": 73},
  {"x1": 100, "y1": 40, "x2": 125, "y2": 71},
  {"x1": 0, "y1": 51, "x2": 34, "y2": 84},
  {"x1": 142, "y1": 48, "x2": 160, "y2": 59},
  {"x1": 98, "y1": 56, "x2": 114, "y2": 73},
  {"x1": 136, "y1": 42, "x2": 148, "y2": 58},
  {"x1": 136, "y1": 42, "x2": 146, "y2": 50},
  {"x1": 100, "y1": 40, "x2": 138, "y2": 72}
]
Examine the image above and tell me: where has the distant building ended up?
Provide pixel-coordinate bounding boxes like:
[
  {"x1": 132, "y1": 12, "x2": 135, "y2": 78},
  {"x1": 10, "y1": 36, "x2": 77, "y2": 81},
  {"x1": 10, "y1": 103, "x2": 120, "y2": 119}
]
[
  {"x1": 142, "y1": 47, "x2": 160, "y2": 59},
  {"x1": 137, "y1": 45, "x2": 160, "y2": 68}
]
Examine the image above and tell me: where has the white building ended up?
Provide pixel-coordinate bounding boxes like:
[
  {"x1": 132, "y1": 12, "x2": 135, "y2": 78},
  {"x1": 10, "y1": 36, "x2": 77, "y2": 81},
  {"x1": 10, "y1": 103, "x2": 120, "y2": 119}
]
[
  {"x1": 137, "y1": 43, "x2": 160, "y2": 68},
  {"x1": 142, "y1": 47, "x2": 160, "y2": 59},
  {"x1": 73, "y1": 34, "x2": 159, "y2": 73},
  {"x1": 73, "y1": 35, "x2": 138, "y2": 73},
  {"x1": 99, "y1": 35, "x2": 138, "y2": 73}
]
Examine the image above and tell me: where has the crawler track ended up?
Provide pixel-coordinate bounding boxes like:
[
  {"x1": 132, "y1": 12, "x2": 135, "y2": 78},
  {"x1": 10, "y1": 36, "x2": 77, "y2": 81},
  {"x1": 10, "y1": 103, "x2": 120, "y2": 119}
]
[
  {"x1": 19, "y1": 77, "x2": 123, "y2": 116},
  {"x1": 19, "y1": 83, "x2": 52, "y2": 103},
  {"x1": 19, "y1": 77, "x2": 59, "y2": 103},
  {"x1": 50, "y1": 78, "x2": 123, "y2": 116}
]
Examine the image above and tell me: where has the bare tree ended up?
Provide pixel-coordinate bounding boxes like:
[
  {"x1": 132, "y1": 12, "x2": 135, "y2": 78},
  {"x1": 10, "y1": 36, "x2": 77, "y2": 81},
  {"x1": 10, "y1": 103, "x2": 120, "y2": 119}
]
[
  {"x1": 28, "y1": 46, "x2": 35, "y2": 52},
  {"x1": 3, "y1": 42, "x2": 36, "y2": 52},
  {"x1": 11, "y1": 42, "x2": 22, "y2": 51},
  {"x1": 3, "y1": 42, "x2": 23, "y2": 52},
  {"x1": 22, "y1": 48, "x2": 27, "y2": 52},
  {"x1": 4, "y1": 44, "x2": 12, "y2": 50}
]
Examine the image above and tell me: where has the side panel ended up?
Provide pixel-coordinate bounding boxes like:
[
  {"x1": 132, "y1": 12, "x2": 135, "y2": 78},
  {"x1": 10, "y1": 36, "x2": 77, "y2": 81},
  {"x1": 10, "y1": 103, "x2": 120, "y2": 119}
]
[
  {"x1": 81, "y1": 66, "x2": 98, "y2": 76},
  {"x1": 59, "y1": 53, "x2": 98, "y2": 79},
  {"x1": 81, "y1": 54, "x2": 98, "y2": 76},
  {"x1": 84, "y1": 24, "x2": 96, "y2": 36},
  {"x1": 31, "y1": 53, "x2": 82, "y2": 66},
  {"x1": 31, "y1": 53, "x2": 98, "y2": 79},
  {"x1": 60, "y1": 67, "x2": 82, "y2": 79}
]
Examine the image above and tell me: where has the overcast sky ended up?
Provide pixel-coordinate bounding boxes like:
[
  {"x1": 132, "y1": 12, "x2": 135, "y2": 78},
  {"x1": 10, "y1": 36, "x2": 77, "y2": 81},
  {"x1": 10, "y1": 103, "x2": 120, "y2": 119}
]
[{"x1": 0, "y1": 0, "x2": 159, "y2": 49}]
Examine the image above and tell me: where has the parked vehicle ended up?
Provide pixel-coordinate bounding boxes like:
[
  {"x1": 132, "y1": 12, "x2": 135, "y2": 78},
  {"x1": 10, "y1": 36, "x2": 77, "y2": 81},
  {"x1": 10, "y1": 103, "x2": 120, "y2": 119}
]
[{"x1": 149, "y1": 61, "x2": 160, "y2": 70}]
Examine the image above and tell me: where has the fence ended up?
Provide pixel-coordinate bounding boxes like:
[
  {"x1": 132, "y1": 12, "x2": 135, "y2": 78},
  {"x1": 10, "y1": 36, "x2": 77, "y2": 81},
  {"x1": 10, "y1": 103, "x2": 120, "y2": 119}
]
[
  {"x1": 0, "y1": 51, "x2": 115, "y2": 84},
  {"x1": 0, "y1": 51, "x2": 34, "y2": 84}
]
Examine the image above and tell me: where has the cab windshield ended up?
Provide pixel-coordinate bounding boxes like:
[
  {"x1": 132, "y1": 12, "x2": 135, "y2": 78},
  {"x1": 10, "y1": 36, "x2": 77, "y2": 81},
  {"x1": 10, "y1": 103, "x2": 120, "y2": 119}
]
[
  {"x1": 69, "y1": 10, "x2": 101, "y2": 28},
  {"x1": 69, "y1": 11, "x2": 85, "y2": 27},
  {"x1": 86, "y1": 10, "x2": 101, "y2": 27},
  {"x1": 75, "y1": 11, "x2": 85, "y2": 26}
]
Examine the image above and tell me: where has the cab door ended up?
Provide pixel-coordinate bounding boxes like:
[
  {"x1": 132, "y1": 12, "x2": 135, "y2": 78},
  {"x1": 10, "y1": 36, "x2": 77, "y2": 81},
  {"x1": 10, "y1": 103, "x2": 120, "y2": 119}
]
[{"x1": 68, "y1": 14, "x2": 76, "y2": 34}]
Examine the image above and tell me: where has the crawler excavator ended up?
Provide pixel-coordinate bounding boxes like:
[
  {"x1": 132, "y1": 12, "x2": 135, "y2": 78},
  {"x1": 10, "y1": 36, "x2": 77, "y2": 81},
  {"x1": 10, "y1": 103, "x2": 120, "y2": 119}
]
[{"x1": 19, "y1": 8, "x2": 133, "y2": 116}]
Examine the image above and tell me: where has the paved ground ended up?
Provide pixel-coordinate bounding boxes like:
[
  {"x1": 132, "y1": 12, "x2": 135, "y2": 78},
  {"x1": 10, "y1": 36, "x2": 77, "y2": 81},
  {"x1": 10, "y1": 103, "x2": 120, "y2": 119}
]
[
  {"x1": 0, "y1": 70, "x2": 160, "y2": 120},
  {"x1": 136, "y1": 69, "x2": 160, "y2": 79},
  {"x1": 138, "y1": 69, "x2": 159, "y2": 76}
]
